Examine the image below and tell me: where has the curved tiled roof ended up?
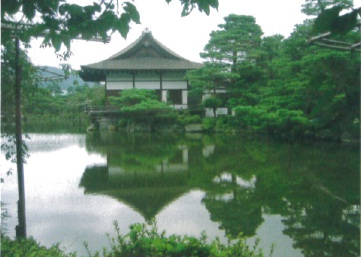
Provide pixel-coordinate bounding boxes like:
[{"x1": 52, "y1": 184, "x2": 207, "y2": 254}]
[{"x1": 80, "y1": 30, "x2": 203, "y2": 82}]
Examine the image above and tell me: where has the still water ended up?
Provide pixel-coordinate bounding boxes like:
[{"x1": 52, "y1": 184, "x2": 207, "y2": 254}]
[{"x1": 1, "y1": 131, "x2": 360, "y2": 257}]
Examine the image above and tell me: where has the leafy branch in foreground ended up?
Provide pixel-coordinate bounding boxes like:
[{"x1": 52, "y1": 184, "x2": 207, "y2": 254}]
[{"x1": 2, "y1": 0, "x2": 219, "y2": 60}]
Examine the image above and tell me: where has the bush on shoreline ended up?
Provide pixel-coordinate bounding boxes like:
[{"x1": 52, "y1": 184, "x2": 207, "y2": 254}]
[{"x1": 1, "y1": 222, "x2": 271, "y2": 257}]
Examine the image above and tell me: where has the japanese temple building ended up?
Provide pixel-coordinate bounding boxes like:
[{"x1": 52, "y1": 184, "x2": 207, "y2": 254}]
[{"x1": 79, "y1": 29, "x2": 203, "y2": 110}]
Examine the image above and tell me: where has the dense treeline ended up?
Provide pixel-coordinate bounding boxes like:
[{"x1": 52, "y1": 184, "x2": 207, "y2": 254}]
[
  {"x1": 1, "y1": 1, "x2": 359, "y2": 141},
  {"x1": 187, "y1": 13, "x2": 359, "y2": 141},
  {"x1": 1, "y1": 40, "x2": 105, "y2": 129}
]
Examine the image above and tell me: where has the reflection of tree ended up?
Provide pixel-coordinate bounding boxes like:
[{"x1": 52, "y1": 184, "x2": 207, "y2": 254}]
[
  {"x1": 196, "y1": 136, "x2": 269, "y2": 238},
  {"x1": 252, "y1": 142, "x2": 360, "y2": 257},
  {"x1": 282, "y1": 195, "x2": 359, "y2": 257},
  {"x1": 82, "y1": 132, "x2": 360, "y2": 255},
  {"x1": 200, "y1": 135, "x2": 359, "y2": 255},
  {"x1": 202, "y1": 173, "x2": 263, "y2": 237}
]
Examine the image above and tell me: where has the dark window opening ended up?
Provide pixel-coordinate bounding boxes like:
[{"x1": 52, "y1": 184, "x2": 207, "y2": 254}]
[
  {"x1": 155, "y1": 90, "x2": 162, "y2": 101},
  {"x1": 168, "y1": 90, "x2": 182, "y2": 104}
]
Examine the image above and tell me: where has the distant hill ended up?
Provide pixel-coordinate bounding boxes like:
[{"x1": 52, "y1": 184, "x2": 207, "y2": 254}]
[{"x1": 38, "y1": 66, "x2": 95, "y2": 91}]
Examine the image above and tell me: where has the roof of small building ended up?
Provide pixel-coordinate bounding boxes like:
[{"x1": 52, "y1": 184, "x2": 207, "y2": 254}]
[{"x1": 79, "y1": 30, "x2": 203, "y2": 82}]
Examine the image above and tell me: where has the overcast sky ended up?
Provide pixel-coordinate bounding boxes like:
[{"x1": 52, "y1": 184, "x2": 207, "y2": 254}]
[{"x1": 25, "y1": 0, "x2": 358, "y2": 70}]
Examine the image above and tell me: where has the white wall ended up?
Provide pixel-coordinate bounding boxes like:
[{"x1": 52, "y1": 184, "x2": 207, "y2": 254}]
[
  {"x1": 107, "y1": 81, "x2": 133, "y2": 90},
  {"x1": 205, "y1": 107, "x2": 228, "y2": 117},
  {"x1": 135, "y1": 81, "x2": 160, "y2": 89},
  {"x1": 163, "y1": 81, "x2": 187, "y2": 90},
  {"x1": 106, "y1": 72, "x2": 188, "y2": 90}
]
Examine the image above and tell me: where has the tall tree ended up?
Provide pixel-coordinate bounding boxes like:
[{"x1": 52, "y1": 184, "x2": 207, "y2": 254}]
[
  {"x1": 201, "y1": 15, "x2": 263, "y2": 72},
  {"x1": 258, "y1": 20, "x2": 360, "y2": 140},
  {"x1": 188, "y1": 14, "x2": 264, "y2": 111}
]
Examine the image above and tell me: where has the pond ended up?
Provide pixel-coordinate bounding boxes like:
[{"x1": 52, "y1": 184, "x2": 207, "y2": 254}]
[{"x1": 1, "y1": 131, "x2": 360, "y2": 257}]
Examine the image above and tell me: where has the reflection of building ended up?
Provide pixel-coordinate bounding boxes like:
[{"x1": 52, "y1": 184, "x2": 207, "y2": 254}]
[
  {"x1": 80, "y1": 29, "x2": 202, "y2": 109},
  {"x1": 107, "y1": 145, "x2": 189, "y2": 176}
]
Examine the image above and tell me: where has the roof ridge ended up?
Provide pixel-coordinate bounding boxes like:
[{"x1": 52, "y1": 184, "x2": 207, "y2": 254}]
[{"x1": 107, "y1": 30, "x2": 187, "y2": 61}]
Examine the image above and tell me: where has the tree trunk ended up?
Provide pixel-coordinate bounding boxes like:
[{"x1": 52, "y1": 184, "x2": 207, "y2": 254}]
[{"x1": 15, "y1": 36, "x2": 27, "y2": 239}]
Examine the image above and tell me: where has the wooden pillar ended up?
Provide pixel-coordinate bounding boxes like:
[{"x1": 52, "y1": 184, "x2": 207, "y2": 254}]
[
  {"x1": 160, "y1": 71, "x2": 167, "y2": 102},
  {"x1": 160, "y1": 71, "x2": 163, "y2": 91},
  {"x1": 105, "y1": 72, "x2": 108, "y2": 104},
  {"x1": 132, "y1": 71, "x2": 135, "y2": 88}
]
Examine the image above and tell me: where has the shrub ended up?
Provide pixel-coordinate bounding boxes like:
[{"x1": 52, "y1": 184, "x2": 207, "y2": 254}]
[
  {"x1": 1, "y1": 222, "x2": 270, "y2": 257},
  {"x1": 215, "y1": 116, "x2": 238, "y2": 132},
  {"x1": 177, "y1": 113, "x2": 202, "y2": 126},
  {"x1": 109, "y1": 89, "x2": 177, "y2": 125},
  {"x1": 0, "y1": 235, "x2": 75, "y2": 257},
  {"x1": 100, "y1": 221, "x2": 267, "y2": 257},
  {"x1": 202, "y1": 118, "x2": 217, "y2": 131}
]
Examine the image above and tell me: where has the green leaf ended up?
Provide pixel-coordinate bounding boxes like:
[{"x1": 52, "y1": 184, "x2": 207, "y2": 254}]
[
  {"x1": 61, "y1": 32, "x2": 71, "y2": 49},
  {"x1": 22, "y1": 0, "x2": 36, "y2": 20},
  {"x1": 51, "y1": 35, "x2": 62, "y2": 51},
  {"x1": 331, "y1": 10, "x2": 358, "y2": 34},
  {"x1": 117, "y1": 14, "x2": 130, "y2": 38},
  {"x1": 67, "y1": 4, "x2": 84, "y2": 16},
  {"x1": 123, "y1": 2, "x2": 140, "y2": 24},
  {"x1": 37, "y1": 0, "x2": 58, "y2": 16},
  {"x1": 313, "y1": 6, "x2": 343, "y2": 33},
  {"x1": 1, "y1": 0, "x2": 21, "y2": 17}
]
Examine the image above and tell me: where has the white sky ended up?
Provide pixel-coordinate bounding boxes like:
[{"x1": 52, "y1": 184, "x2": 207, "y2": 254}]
[{"x1": 25, "y1": 0, "x2": 359, "y2": 70}]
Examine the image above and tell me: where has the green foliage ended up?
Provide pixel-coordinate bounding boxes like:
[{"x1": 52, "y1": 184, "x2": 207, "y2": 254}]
[
  {"x1": 1, "y1": 222, "x2": 266, "y2": 257},
  {"x1": 188, "y1": 14, "x2": 263, "y2": 98},
  {"x1": 203, "y1": 96, "x2": 222, "y2": 117},
  {"x1": 202, "y1": 117, "x2": 217, "y2": 131},
  {"x1": 109, "y1": 89, "x2": 158, "y2": 107},
  {"x1": 110, "y1": 89, "x2": 176, "y2": 123},
  {"x1": 1, "y1": 0, "x2": 218, "y2": 59},
  {"x1": 301, "y1": 0, "x2": 354, "y2": 16},
  {"x1": 121, "y1": 99, "x2": 173, "y2": 115},
  {"x1": 215, "y1": 116, "x2": 238, "y2": 132},
  {"x1": 201, "y1": 14, "x2": 263, "y2": 65},
  {"x1": 302, "y1": 0, "x2": 358, "y2": 37},
  {"x1": 166, "y1": 0, "x2": 219, "y2": 16},
  {"x1": 203, "y1": 97, "x2": 222, "y2": 109},
  {"x1": 99, "y1": 221, "x2": 265, "y2": 257},
  {"x1": 0, "y1": 235, "x2": 75, "y2": 257},
  {"x1": 2, "y1": 1, "x2": 141, "y2": 60},
  {"x1": 177, "y1": 113, "x2": 202, "y2": 126},
  {"x1": 1, "y1": 38, "x2": 40, "y2": 117},
  {"x1": 194, "y1": 14, "x2": 359, "y2": 141},
  {"x1": 23, "y1": 84, "x2": 105, "y2": 118},
  {"x1": 233, "y1": 106, "x2": 268, "y2": 131},
  {"x1": 313, "y1": 5, "x2": 359, "y2": 35}
]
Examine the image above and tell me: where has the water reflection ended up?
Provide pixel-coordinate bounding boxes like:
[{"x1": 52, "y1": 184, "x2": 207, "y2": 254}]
[
  {"x1": 80, "y1": 131, "x2": 360, "y2": 256},
  {"x1": 1, "y1": 132, "x2": 359, "y2": 257},
  {"x1": 81, "y1": 133, "x2": 191, "y2": 221}
]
